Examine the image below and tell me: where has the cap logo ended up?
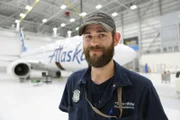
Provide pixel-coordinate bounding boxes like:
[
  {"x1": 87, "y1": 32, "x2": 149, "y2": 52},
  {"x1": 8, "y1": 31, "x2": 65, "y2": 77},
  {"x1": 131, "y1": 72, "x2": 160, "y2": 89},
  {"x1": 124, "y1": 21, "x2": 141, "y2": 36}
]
[{"x1": 72, "y1": 89, "x2": 80, "y2": 102}]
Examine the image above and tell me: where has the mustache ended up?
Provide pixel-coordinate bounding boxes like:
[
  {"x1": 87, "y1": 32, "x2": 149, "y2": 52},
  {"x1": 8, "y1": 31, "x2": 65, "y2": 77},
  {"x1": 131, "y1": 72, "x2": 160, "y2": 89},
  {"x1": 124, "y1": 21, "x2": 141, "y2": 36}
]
[{"x1": 89, "y1": 45, "x2": 104, "y2": 51}]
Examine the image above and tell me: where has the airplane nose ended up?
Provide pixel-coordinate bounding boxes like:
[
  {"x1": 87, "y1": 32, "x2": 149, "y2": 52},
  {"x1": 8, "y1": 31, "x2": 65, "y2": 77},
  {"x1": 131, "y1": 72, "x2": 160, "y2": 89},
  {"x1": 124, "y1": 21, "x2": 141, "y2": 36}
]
[{"x1": 113, "y1": 44, "x2": 137, "y2": 65}]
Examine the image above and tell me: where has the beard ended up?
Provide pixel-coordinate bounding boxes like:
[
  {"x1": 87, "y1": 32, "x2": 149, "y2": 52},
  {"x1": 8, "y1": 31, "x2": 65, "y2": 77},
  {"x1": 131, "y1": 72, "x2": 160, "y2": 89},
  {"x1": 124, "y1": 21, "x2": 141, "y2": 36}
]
[{"x1": 83, "y1": 41, "x2": 114, "y2": 68}]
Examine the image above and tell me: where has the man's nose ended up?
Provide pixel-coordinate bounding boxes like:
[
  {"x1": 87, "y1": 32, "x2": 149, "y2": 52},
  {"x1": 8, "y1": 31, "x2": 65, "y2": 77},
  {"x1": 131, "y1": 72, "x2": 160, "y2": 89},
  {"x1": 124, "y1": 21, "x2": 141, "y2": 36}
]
[{"x1": 90, "y1": 36, "x2": 100, "y2": 46}]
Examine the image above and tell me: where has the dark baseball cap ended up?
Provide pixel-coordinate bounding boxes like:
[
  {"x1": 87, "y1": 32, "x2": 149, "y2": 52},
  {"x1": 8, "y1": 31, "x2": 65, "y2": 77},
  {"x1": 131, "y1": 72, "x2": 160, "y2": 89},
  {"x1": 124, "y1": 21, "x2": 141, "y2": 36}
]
[{"x1": 78, "y1": 12, "x2": 116, "y2": 36}]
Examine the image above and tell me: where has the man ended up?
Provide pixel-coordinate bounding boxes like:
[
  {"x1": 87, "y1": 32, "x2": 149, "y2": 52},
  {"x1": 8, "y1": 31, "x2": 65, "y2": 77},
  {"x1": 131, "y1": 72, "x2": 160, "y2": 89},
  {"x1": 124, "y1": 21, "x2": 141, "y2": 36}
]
[{"x1": 59, "y1": 12, "x2": 168, "y2": 120}]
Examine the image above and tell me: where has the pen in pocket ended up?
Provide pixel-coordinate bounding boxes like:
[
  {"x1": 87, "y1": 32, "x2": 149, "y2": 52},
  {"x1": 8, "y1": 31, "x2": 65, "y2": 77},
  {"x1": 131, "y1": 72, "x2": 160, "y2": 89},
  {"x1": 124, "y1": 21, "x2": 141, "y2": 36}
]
[{"x1": 109, "y1": 108, "x2": 113, "y2": 120}]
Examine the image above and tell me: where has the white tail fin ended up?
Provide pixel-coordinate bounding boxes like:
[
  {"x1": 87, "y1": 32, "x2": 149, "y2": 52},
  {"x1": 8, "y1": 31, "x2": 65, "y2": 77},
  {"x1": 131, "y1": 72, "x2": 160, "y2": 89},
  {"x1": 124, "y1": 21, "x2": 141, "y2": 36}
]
[{"x1": 20, "y1": 28, "x2": 28, "y2": 52}]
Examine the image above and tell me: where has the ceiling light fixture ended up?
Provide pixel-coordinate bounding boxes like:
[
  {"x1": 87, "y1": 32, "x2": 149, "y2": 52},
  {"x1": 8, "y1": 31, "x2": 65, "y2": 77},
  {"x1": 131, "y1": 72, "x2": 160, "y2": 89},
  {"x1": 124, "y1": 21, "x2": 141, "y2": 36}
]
[
  {"x1": 70, "y1": 18, "x2": 75, "y2": 22},
  {"x1": 25, "y1": 5, "x2": 32, "y2": 10},
  {"x1": 67, "y1": 30, "x2": 72, "y2": 34},
  {"x1": 76, "y1": 27, "x2": 79, "y2": 30},
  {"x1": 42, "y1": 19, "x2": 47, "y2": 23},
  {"x1": 79, "y1": 12, "x2": 87, "y2": 17},
  {"x1": 20, "y1": 13, "x2": 26, "y2": 17},
  {"x1": 60, "y1": 4, "x2": 67, "y2": 9},
  {"x1": 61, "y1": 23, "x2": 66, "y2": 27},
  {"x1": 112, "y1": 12, "x2": 118, "y2": 17},
  {"x1": 96, "y1": 4, "x2": 102, "y2": 9},
  {"x1": 130, "y1": 4, "x2": 137, "y2": 10},
  {"x1": 15, "y1": 20, "x2": 20, "y2": 23},
  {"x1": 53, "y1": 28, "x2": 57, "y2": 31}
]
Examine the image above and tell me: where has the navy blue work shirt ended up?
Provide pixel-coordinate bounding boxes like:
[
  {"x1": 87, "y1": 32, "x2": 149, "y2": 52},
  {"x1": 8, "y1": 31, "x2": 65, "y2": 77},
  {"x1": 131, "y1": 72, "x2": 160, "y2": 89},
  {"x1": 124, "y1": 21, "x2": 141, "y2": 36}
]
[{"x1": 59, "y1": 61, "x2": 168, "y2": 120}]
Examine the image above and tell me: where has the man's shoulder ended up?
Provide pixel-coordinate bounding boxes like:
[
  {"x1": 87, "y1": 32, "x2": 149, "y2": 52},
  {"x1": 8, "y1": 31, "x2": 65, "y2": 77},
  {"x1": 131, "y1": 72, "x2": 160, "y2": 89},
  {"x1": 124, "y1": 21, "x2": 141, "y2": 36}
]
[
  {"x1": 67, "y1": 68, "x2": 88, "y2": 82},
  {"x1": 70, "y1": 68, "x2": 88, "y2": 77},
  {"x1": 123, "y1": 68, "x2": 153, "y2": 87}
]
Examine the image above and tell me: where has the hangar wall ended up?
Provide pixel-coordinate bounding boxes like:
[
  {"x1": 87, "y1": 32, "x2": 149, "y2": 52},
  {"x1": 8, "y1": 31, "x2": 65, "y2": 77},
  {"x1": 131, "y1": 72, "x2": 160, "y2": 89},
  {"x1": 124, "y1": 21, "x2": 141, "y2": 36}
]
[
  {"x1": 0, "y1": 0, "x2": 179, "y2": 73},
  {"x1": 0, "y1": 29, "x2": 20, "y2": 55},
  {"x1": 116, "y1": 0, "x2": 180, "y2": 73},
  {"x1": 140, "y1": 52, "x2": 180, "y2": 73},
  {"x1": 0, "y1": 29, "x2": 20, "y2": 71},
  {"x1": 0, "y1": 28, "x2": 63, "y2": 72},
  {"x1": 117, "y1": 0, "x2": 180, "y2": 52}
]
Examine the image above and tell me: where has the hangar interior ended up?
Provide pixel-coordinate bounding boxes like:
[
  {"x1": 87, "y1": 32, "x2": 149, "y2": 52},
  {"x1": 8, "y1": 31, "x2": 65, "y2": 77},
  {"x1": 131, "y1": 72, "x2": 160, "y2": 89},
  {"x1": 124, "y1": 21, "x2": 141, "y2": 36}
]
[
  {"x1": 0, "y1": 0, "x2": 180, "y2": 72},
  {"x1": 0, "y1": 0, "x2": 180, "y2": 120}
]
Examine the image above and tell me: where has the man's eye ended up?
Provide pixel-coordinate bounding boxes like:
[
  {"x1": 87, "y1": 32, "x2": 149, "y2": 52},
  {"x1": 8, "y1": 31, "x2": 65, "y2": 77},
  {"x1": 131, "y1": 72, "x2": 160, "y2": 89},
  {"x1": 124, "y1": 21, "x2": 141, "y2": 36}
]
[
  {"x1": 99, "y1": 34, "x2": 105, "y2": 37},
  {"x1": 85, "y1": 35, "x2": 92, "y2": 39}
]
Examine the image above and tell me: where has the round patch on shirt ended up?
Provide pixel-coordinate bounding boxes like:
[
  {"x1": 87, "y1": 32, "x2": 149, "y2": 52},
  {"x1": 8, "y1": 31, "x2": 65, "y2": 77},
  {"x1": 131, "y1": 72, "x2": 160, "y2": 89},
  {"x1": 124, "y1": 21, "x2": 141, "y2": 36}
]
[{"x1": 72, "y1": 89, "x2": 80, "y2": 102}]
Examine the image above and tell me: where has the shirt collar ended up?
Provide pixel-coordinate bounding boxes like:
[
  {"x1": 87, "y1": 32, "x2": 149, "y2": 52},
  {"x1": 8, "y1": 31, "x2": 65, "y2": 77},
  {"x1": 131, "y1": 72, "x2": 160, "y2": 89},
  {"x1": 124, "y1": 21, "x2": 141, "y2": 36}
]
[
  {"x1": 113, "y1": 60, "x2": 132, "y2": 87},
  {"x1": 78, "y1": 60, "x2": 132, "y2": 87}
]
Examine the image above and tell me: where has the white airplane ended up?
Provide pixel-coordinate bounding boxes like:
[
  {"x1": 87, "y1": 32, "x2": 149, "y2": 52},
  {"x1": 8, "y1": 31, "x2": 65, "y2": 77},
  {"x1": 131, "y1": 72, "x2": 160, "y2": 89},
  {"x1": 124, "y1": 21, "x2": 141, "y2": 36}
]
[{"x1": 7, "y1": 29, "x2": 136, "y2": 80}]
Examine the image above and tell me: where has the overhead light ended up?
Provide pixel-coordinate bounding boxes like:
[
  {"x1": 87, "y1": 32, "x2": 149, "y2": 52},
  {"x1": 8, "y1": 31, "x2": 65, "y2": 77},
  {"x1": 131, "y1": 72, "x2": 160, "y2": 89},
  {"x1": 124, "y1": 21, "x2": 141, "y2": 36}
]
[
  {"x1": 15, "y1": 20, "x2": 20, "y2": 23},
  {"x1": 70, "y1": 18, "x2": 75, "y2": 22},
  {"x1": 67, "y1": 30, "x2": 72, "y2": 34},
  {"x1": 53, "y1": 28, "x2": 57, "y2": 31},
  {"x1": 96, "y1": 4, "x2": 102, "y2": 9},
  {"x1": 112, "y1": 12, "x2": 118, "y2": 17},
  {"x1": 79, "y1": 12, "x2": 87, "y2": 17},
  {"x1": 42, "y1": 19, "x2": 47, "y2": 23},
  {"x1": 60, "y1": 4, "x2": 66, "y2": 9},
  {"x1": 25, "y1": 5, "x2": 32, "y2": 10},
  {"x1": 20, "y1": 13, "x2": 26, "y2": 17},
  {"x1": 130, "y1": 4, "x2": 137, "y2": 10},
  {"x1": 67, "y1": 30, "x2": 72, "y2": 37},
  {"x1": 75, "y1": 27, "x2": 79, "y2": 31},
  {"x1": 61, "y1": 23, "x2": 66, "y2": 27}
]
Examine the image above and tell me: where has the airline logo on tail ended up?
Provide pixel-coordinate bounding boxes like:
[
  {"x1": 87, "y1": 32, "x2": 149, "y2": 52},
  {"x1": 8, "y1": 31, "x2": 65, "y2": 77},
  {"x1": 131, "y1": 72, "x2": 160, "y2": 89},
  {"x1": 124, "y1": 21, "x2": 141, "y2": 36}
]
[{"x1": 20, "y1": 28, "x2": 28, "y2": 52}]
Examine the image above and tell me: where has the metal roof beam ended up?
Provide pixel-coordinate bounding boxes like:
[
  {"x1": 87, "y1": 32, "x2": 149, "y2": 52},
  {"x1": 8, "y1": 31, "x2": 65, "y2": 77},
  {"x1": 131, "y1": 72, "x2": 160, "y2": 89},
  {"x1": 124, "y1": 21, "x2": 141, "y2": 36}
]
[
  {"x1": 0, "y1": 1, "x2": 69, "y2": 23},
  {"x1": 38, "y1": 0, "x2": 79, "y2": 28},
  {"x1": 0, "y1": 14, "x2": 51, "y2": 30},
  {"x1": 115, "y1": 0, "x2": 131, "y2": 10},
  {"x1": 39, "y1": 0, "x2": 78, "y2": 17},
  {"x1": 0, "y1": 12, "x2": 16, "y2": 25}
]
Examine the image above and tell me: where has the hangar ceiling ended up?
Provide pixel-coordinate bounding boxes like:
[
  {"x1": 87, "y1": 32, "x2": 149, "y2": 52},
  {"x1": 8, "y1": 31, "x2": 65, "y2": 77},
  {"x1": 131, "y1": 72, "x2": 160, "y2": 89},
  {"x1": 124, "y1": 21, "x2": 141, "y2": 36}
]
[{"x1": 0, "y1": 0, "x2": 170, "y2": 37}]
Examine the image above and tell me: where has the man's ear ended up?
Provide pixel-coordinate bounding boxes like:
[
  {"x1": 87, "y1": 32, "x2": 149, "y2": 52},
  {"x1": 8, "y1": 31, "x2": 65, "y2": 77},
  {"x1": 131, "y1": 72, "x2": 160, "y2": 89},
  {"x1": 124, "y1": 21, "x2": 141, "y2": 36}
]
[{"x1": 114, "y1": 32, "x2": 121, "y2": 46}]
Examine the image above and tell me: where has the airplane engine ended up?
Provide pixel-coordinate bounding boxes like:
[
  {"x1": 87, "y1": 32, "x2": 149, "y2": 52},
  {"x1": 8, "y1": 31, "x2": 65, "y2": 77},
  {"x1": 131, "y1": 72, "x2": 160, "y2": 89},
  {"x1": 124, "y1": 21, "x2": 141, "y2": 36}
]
[{"x1": 7, "y1": 60, "x2": 31, "y2": 79}]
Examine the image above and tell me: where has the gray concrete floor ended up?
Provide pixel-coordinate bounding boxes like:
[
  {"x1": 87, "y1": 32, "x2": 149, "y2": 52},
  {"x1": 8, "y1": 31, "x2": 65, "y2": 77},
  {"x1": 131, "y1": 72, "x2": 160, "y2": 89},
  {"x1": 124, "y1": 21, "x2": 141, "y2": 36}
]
[{"x1": 0, "y1": 72, "x2": 180, "y2": 120}]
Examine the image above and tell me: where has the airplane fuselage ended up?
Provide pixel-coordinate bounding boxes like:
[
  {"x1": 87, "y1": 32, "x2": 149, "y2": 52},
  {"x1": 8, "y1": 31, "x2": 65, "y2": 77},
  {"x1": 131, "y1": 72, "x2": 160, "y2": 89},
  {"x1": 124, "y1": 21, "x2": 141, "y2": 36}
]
[{"x1": 8, "y1": 36, "x2": 136, "y2": 78}]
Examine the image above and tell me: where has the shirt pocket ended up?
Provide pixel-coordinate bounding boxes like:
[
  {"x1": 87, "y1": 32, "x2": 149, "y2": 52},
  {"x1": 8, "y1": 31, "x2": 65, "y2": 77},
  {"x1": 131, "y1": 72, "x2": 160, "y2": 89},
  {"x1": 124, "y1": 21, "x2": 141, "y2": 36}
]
[{"x1": 68, "y1": 106, "x2": 84, "y2": 120}]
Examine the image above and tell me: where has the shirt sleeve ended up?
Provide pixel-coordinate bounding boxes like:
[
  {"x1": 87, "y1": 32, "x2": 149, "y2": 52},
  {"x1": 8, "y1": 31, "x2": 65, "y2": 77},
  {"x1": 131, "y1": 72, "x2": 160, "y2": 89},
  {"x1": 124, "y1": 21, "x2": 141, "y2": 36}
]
[
  {"x1": 59, "y1": 83, "x2": 69, "y2": 112},
  {"x1": 142, "y1": 82, "x2": 168, "y2": 120},
  {"x1": 59, "y1": 76, "x2": 73, "y2": 113}
]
